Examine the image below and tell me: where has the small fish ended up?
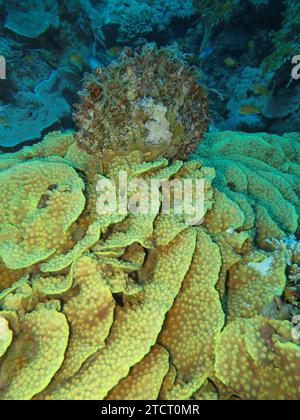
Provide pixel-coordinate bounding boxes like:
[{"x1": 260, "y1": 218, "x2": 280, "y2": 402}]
[
  {"x1": 24, "y1": 55, "x2": 34, "y2": 64},
  {"x1": 70, "y1": 53, "x2": 84, "y2": 70},
  {"x1": 224, "y1": 57, "x2": 237, "y2": 68},
  {"x1": 70, "y1": 53, "x2": 83, "y2": 64},
  {"x1": 199, "y1": 46, "x2": 213, "y2": 60},
  {"x1": 109, "y1": 46, "x2": 123, "y2": 57},
  {"x1": 187, "y1": 55, "x2": 200, "y2": 65},
  {"x1": 248, "y1": 40, "x2": 255, "y2": 51},
  {"x1": 253, "y1": 85, "x2": 268, "y2": 95},
  {"x1": 240, "y1": 104, "x2": 261, "y2": 115}
]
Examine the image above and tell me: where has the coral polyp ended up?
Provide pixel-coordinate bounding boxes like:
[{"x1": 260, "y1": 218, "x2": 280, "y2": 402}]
[{"x1": 75, "y1": 45, "x2": 208, "y2": 161}]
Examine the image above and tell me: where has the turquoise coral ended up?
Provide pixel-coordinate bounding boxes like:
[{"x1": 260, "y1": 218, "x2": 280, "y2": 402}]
[{"x1": 193, "y1": 131, "x2": 300, "y2": 249}]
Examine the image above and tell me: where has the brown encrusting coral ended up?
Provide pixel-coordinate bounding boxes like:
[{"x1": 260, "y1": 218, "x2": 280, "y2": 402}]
[{"x1": 75, "y1": 44, "x2": 208, "y2": 162}]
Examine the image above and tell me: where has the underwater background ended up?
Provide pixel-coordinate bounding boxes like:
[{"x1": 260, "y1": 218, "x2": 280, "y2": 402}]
[
  {"x1": 1, "y1": 0, "x2": 300, "y2": 149},
  {"x1": 0, "y1": 0, "x2": 299, "y2": 401}
]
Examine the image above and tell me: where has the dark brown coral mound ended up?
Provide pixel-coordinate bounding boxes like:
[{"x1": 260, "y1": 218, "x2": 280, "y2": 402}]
[{"x1": 74, "y1": 44, "x2": 208, "y2": 161}]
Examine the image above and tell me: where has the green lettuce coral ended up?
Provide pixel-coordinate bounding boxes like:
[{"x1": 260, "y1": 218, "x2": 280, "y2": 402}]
[
  {"x1": 193, "y1": 131, "x2": 300, "y2": 249},
  {"x1": 0, "y1": 128, "x2": 299, "y2": 400},
  {"x1": 0, "y1": 159, "x2": 86, "y2": 270},
  {"x1": 215, "y1": 316, "x2": 300, "y2": 400}
]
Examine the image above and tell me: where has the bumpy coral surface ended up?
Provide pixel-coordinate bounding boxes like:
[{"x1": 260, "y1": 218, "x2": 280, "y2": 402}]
[
  {"x1": 0, "y1": 159, "x2": 85, "y2": 270},
  {"x1": 194, "y1": 131, "x2": 300, "y2": 249},
  {"x1": 215, "y1": 316, "x2": 300, "y2": 400},
  {"x1": 0, "y1": 130, "x2": 299, "y2": 400},
  {"x1": 75, "y1": 45, "x2": 208, "y2": 161}
]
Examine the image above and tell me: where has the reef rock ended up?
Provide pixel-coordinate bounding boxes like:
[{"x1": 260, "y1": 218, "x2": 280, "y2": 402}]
[
  {"x1": 75, "y1": 44, "x2": 208, "y2": 161},
  {"x1": 4, "y1": 1, "x2": 59, "y2": 38}
]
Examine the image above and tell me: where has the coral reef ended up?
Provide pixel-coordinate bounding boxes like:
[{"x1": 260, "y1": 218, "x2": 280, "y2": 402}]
[
  {"x1": 196, "y1": 0, "x2": 300, "y2": 134},
  {"x1": 0, "y1": 1, "x2": 299, "y2": 402},
  {"x1": 102, "y1": 0, "x2": 196, "y2": 45},
  {"x1": 0, "y1": 129, "x2": 299, "y2": 400},
  {"x1": 0, "y1": 69, "x2": 79, "y2": 148},
  {"x1": 261, "y1": 0, "x2": 300, "y2": 75},
  {"x1": 75, "y1": 45, "x2": 208, "y2": 161}
]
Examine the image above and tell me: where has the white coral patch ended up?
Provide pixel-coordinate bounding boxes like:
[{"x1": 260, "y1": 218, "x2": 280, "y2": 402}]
[
  {"x1": 139, "y1": 98, "x2": 173, "y2": 146},
  {"x1": 248, "y1": 256, "x2": 274, "y2": 276},
  {"x1": 226, "y1": 228, "x2": 236, "y2": 234}
]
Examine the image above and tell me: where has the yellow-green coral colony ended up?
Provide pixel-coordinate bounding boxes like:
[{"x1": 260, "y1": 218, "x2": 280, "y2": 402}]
[
  {"x1": 0, "y1": 48, "x2": 300, "y2": 400},
  {"x1": 193, "y1": 132, "x2": 300, "y2": 249}
]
